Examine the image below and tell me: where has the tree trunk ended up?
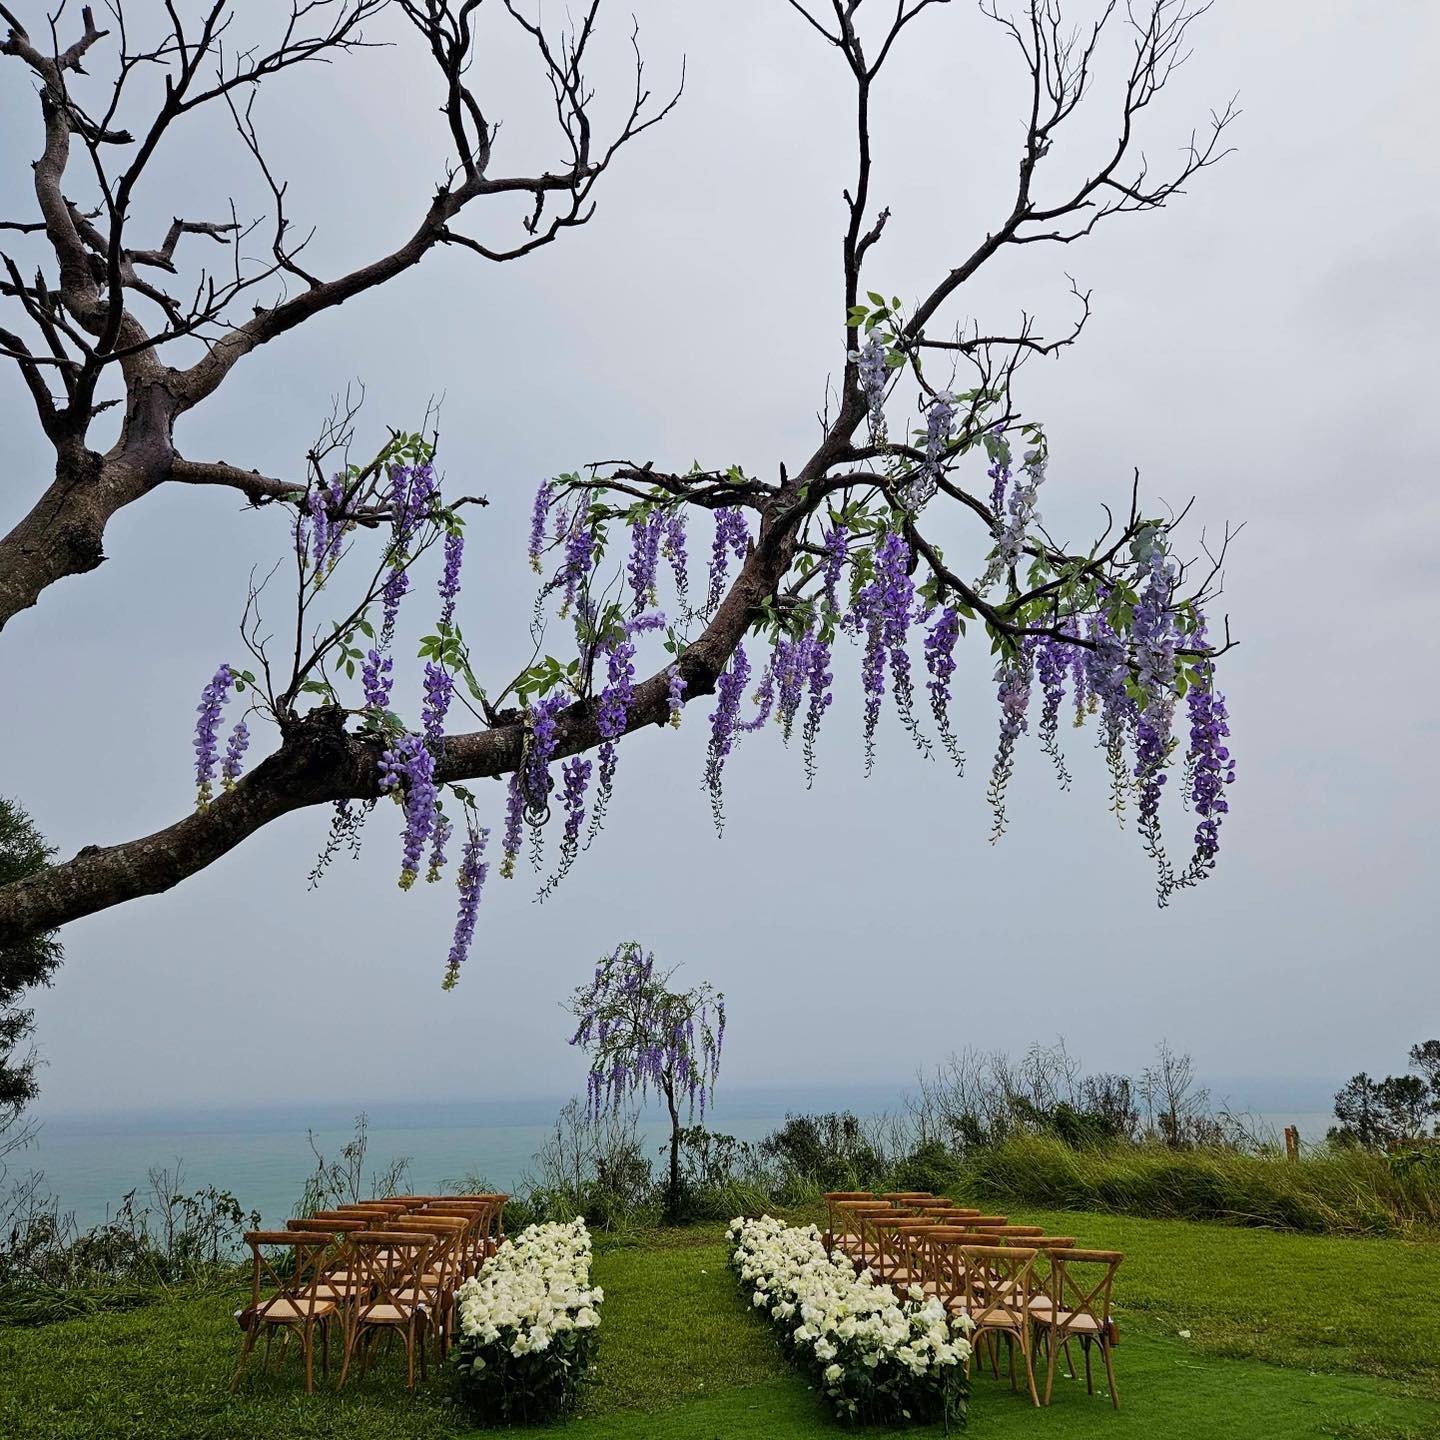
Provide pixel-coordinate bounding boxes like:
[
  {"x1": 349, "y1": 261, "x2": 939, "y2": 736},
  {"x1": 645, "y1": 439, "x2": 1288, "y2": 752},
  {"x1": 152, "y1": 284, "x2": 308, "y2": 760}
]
[{"x1": 664, "y1": 1083, "x2": 681, "y2": 1223}]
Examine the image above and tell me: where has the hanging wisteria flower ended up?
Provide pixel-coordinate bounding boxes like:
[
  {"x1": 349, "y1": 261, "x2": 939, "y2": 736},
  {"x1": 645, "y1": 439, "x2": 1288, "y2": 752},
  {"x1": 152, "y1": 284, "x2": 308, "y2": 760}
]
[
  {"x1": 986, "y1": 430, "x2": 1012, "y2": 531},
  {"x1": 528, "y1": 481, "x2": 553, "y2": 572},
  {"x1": 443, "y1": 823, "x2": 489, "y2": 990},
  {"x1": 626, "y1": 510, "x2": 664, "y2": 615},
  {"x1": 851, "y1": 333, "x2": 889, "y2": 437},
  {"x1": 923, "y1": 604, "x2": 964, "y2": 772},
  {"x1": 220, "y1": 719, "x2": 250, "y2": 791},
  {"x1": 906, "y1": 390, "x2": 955, "y2": 510},
  {"x1": 522, "y1": 693, "x2": 568, "y2": 868},
  {"x1": 737, "y1": 662, "x2": 776, "y2": 734},
  {"x1": 378, "y1": 732, "x2": 438, "y2": 889},
  {"x1": 427, "y1": 809, "x2": 452, "y2": 884},
  {"x1": 987, "y1": 641, "x2": 1034, "y2": 842},
  {"x1": 1179, "y1": 617, "x2": 1234, "y2": 880},
  {"x1": 663, "y1": 510, "x2": 690, "y2": 612},
  {"x1": 361, "y1": 648, "x2": 394, "y2": 712},
  {"x1": 379, "y1": 564, "x2": 410, "y2": 647},
  {"x1": 854, "y1": 530, "x2": 916, "y2": 772},
  {"x1": 586, "y1": 613, "x2": 666, "y2": 846},
  {"x1": 1035, "y1": 634, "x2": 1074, "y2": 789},
  {"x1": 705, "y1": 642, "x2": 750, "y2": 832},
  {"x1": 982, "y1": 440, "x2": 1045, "y2": 591},
  {"x1": 774, "y1": 633, "x2": 806, "y2": 741},
  {"x1": 1130, "y1": 525, "x2": 1180, "y2": 893},
  {"x1": 666, "y1": 663, "x2": 686, "y2": 727},
  {"x1": 560, "y1": 517, "x2": 596, "y2": 614},
  {"x1": 706, "y1": 507, "x2": 750, "y2": 614},
  {"x1": 193, "y1": 664, "x2": 234, "y2": 808},
  {"x1": 541, "y1": 756, "x2": 593, "y2": 899},
  {"x1": 500, "y1": 773, "x2": 525, "y2": 880},
  {"x1": 438, "y1": 531, "x2": 464, "y2": 630},
  {"x1": 421, "y1": 661, "x2": 455, "y2": 748}
]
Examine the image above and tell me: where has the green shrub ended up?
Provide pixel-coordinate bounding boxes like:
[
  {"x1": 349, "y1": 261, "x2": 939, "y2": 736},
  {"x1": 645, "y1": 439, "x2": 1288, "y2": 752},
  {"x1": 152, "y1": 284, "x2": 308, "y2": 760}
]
[{"x1": 962, "y1": 1132, "x2": 1440, "y2": 1235}]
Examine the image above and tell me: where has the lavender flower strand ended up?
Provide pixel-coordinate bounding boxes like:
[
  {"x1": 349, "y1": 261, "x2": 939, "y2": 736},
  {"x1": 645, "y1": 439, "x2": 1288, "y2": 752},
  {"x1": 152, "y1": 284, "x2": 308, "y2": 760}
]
[
  {"x1": 528, "y1": 482, "x2": 553, "y2": 572},
  {"x1": 437, "y1": 531, "x2": 464, "y2": 630},
  {"x1": 193, "y1": 664, "x2": 234, "y2": 808},
  {"x1": 923, "y1": 605, "x2": 965, "y2": 773},
  {"x1": 987, "y1": 642, "x2": 1034, "y2": 843},
  {"x1": 220, "y1": 719, "x2": 250, "y2": 791},
  {"x1": 443, "y1": 825, "x2": 490, "y2": 990},
  {"x1": 706, "y1": 508, "x2": 749, "y2": 614},
  {"x1": 666, "y1": 663, "x2": 686, "y2": 728},
  {"x1": 705, "y1": 642, "x2": 750, "y2": 832},
  {"x1": 378, "y1": 732, "x2": 437, "y2": 889}
]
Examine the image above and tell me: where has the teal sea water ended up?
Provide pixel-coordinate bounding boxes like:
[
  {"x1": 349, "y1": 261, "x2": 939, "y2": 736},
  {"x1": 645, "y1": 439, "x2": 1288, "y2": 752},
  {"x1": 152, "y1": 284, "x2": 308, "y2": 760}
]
[
  {"x1": 10, "y1": 1089, "x2": 1337, "y2": 1231},
  {"x1": 11, "y1": 1086, "x2": 902, "y2": 1229}
]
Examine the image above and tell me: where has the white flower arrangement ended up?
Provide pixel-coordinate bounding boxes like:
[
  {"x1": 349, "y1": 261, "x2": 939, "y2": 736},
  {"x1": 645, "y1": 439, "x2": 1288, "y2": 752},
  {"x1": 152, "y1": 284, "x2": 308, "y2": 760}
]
[
  {"x1": 452, "y1": 1218, "x2": 603, "y2": 1423},
  {"x1": 728, "y1": 1214, "x2": 973, "y2": 1426}
]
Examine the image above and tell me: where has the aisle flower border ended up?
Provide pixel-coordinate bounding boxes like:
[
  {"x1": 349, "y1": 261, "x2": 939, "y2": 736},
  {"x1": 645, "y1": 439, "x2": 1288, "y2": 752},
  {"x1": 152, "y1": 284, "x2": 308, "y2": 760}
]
[
  {"x1": 452, "y1": 1218, "x2": 603, "y2": 1424},
  {"x1": 728, "y1": 1214, "x2": 972, "y2": 1427}
]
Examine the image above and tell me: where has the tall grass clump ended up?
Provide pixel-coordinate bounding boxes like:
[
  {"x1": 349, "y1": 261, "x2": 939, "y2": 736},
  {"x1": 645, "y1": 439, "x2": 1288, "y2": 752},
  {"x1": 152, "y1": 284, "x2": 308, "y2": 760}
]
[{"x1": 962, "y1": 1132, "x2": 1440, "y2": 1236}]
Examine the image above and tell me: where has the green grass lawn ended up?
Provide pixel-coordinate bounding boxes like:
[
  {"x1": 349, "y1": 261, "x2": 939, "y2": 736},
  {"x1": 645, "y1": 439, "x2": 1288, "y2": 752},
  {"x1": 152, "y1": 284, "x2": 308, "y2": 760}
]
[{"x1": 1, "y1": 1209, "x2": 1436, "y2": 1440}]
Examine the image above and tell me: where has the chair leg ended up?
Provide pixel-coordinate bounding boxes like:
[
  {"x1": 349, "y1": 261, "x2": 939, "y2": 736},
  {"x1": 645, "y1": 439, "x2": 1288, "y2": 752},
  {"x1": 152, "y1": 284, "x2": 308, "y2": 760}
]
[
  {"x1": 338, "y1": 1324, "x2": 357, "y2": 1390},
  {"x1": 303, "y1": 1322, "x2": 315, "y2": 1395},
  {"x1": 1020, "y1": 1331, "x2": 1040, "y2": 1407},
  {"x1": 1101, "y1": 1338, "x2": 1120, "y2": 1410},
  {"x1": 405, "y1": 1329, "x2": 416, "y2": 1391},
  {"x1": 1083, "y1": 1335, "x2": 1094, "y2": 1394},
  {"x1": 229, "y1": 1324, "x2": 257, "y2": 1393},
  {"x1": 1044, "y1": 1327, "x2": 1059, "y2": 1406}
]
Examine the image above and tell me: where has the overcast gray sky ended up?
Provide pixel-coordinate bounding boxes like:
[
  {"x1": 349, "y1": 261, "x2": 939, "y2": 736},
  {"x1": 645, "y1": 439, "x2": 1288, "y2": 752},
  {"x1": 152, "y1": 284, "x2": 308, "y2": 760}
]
[{"x1": 2, "y1": 0, "x2": 1436, "y2": 1118}]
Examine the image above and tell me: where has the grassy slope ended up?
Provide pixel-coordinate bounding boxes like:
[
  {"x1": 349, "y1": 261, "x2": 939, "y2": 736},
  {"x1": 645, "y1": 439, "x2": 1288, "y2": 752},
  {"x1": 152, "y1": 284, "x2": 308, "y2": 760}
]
[{"x1": 1, "y1": 1210, "x2": 1436, "y2": 1440}]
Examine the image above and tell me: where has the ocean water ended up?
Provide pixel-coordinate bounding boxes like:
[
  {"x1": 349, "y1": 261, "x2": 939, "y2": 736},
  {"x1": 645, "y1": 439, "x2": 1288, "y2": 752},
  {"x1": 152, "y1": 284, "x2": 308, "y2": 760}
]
[
  {"x1": 10, "y1": 1090, "x2": 1337, "y2": 1231},
  {"x1": 11, "y1": 1086, "x2": 902, "y2": 1229}
]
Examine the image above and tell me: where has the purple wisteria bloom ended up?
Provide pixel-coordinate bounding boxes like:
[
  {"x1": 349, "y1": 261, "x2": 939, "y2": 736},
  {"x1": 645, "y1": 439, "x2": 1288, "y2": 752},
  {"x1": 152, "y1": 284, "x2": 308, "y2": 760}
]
[
  {"x1": 663, "y1": 511, "x2": 690, "y2": 611},
  {"x1": 1035, "y1": 634, "x2": 1074, "y2": 789},
  {"x1": 855, "y1": 530, "x2": 915, "y2": 772},
  {"x1": 626, "y1": 510, "x2": 664, "y2": 615},
  {"x1": 443, "y1": 824, "x2": 490, "y2": 990},
  {"x1": 220, "y1": 719, "x2": 250, "y2": 791},
  {"x1": 1182, "y1": 624, "x2": 1235, "y2": 875},
  {"x1": 193, "y1": 663, "x2": 234, "y2": 807},
  {"x1": 528, "y1": 481, "x2": 553, "y2": 572},
  {"x1": 437, "y1": 532, "x2": 464, "y2": 630},
  {"x1": 361, "y1": 648, "x2": 394, "y2": 712},
  {"x1": 421, "y1": 661, "x2": 455, "y2": 748},
  {"x1": 705, "y1": 642, "x2": 750, "y2": 831},
  {"x1": 500, "y1": 773, "x2": 525, "y2": 880},
  {"x1": 852, "y1": 333, "x2": 889, "y2": 436},
  {"x1": 923, "y1": 604, "x2": 964, "y2": 772},
  {"x1": 907, "y1": 390, "x2": 955, "y2": 509},
  {"x1": 706, "y1": 507, "x2": 749, "y2": 614},
  {"x1": 737, "y1": 662, "x2": 776, "y2": 734},
  {"x1": 987, "y1": 642, "x2": 1034, "y2": 842},
  {"x1": 666, "y1": 663, "x2": 686, "y2": 727},
  {"x1": 378, "y1": 732, "x2": 438, "y2": 889},
  {"x1": 427, "y1": 809, "x2": 452, "y2": 884}
]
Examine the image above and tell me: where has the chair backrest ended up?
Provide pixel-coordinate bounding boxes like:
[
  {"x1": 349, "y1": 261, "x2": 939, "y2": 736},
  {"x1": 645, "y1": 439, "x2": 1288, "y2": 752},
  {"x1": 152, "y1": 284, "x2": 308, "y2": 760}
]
[
  {"x1": 835, "y1": 1199, "x2": 893, "y2": 1247},
  {"x1": 959, "y1": 1215, "x2": 1008, "y2": 1228},
  {"x1": 992, "y1": 1225, "x2": 1045, "y2": 1237},
  {"x1": 242, "y1": 1231, "x2": 331, "y2": 1320},
  {"x1": 883, "y1": 1191, "x2": 935, "y2": 1205},
  {"x1": 335, "y1": 1201, "x2": 410, "y2": 1220},
  {"x1": 920, "y1": 1227, "x2": 973, "y2": 1308},
  {"x1": 823, "y1": 1191, "x2": 876, "y2": 1237},
  {"x1": 1047, "y1": 1249, "x2": 1122, "y2": 1333},
  {"x1": 961, "y1": 1244, "x2": 1037, "y2": 1328},
  {"x1": 349, "y1": 1231, "x2": 436, "y2": 1317}
]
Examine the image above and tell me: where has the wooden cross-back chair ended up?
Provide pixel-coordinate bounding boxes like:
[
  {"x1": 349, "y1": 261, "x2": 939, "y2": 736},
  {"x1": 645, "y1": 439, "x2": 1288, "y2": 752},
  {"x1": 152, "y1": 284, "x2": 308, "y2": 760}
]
[
  {"x1": 884, "y1": 1219, "x2": 946, "y2": 1293},
  {"x1": 446, "y1": 1193, "x2": 509, "y2": 1251},
  {"x1": 962, "y1": 1244, "x2": 1041, "y2": 1407},
  {"x1": 823, "y1": 1191, "x2": 876, "y2": 1245},
  {"x1": 1035, "y1": 1249, "x2": 1123, "y2": 1408},
  {"x1": 855, "y1": 1203, "x2": 917, "y2": 1271},
  {"x1": 420, "y1": 1202, "x2": 490, "y2": 1277},
  {"x1": 387, "y1": 1215, "x2": 468, "y2": 1360},
  {"x1": 832, "y1": 1200, "x2": 892, "y2": 1260},
  {"x1": 231, "y1": 1231, "x2": 337, "y2": 1395},
  {"x1": 284, "y1": 1217, "x2": 372, "y2": 1304},
  {"x1": 338, "y1": 1231, "x2": 437, "y2": 1391},
  {"x1": 882, "y1": 1191, "x2": 934, "y2": 1206}
]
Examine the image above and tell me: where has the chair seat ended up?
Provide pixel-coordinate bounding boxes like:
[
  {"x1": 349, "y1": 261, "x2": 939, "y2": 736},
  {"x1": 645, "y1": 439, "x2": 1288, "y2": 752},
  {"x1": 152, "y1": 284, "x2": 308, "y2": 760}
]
[
  {"x1": 358, "y1": 1302, "x2": 429, "y2": 1324},
  {"x1": 254, "y1": 1296, "x2": 337, "y2": 1323}
]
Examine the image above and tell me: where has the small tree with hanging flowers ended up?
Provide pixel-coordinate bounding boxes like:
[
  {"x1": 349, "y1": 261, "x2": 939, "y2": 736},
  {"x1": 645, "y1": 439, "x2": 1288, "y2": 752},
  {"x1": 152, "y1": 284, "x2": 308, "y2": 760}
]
[{"x1": 569, "y1": 942, "x2": 725, "y2": 1221}]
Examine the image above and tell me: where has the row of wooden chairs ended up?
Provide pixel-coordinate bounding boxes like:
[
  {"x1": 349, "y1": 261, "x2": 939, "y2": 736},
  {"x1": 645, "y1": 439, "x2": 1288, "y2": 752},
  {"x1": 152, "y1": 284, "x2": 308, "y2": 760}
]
[
  {"x1": 230, "y1": 1192, "x2": 508, "y2": 1394},
  {"x1": 823, "y1": 1190, "x2": 1123, "y2": 1409}
]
